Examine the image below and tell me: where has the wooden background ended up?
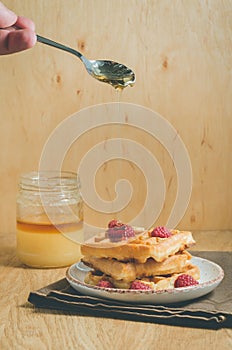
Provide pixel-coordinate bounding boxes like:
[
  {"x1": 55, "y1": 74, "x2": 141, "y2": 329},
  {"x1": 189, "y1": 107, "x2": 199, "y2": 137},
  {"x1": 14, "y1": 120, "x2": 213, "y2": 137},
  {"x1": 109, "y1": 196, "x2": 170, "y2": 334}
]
[{"x1": 0, "y1": 0, "x2": 231, "y2": 233}]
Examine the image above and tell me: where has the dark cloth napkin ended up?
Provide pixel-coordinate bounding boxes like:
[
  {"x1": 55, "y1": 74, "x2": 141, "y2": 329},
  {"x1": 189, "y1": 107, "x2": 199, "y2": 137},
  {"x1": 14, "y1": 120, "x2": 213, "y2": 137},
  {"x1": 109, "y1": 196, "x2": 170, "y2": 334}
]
[{"x1": 28, "y1": 251, "x2": 232, "y2": 329}]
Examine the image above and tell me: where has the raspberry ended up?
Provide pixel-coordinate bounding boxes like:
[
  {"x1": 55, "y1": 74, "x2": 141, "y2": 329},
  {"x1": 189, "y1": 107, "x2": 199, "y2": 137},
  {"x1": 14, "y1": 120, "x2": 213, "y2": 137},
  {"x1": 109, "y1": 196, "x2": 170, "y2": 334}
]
[
  {"x1": 174, "y1": 274, "x2": 199, "y2": 288},
  {"x1": 97, "y1": 280, "x2": 114, "y2": 288},
  {"x1": 108, "y1": 219, "x2": 124, "y2": 228},
  {"x1": 150, "y1": 226, "x2": 172, "y2": 238},
  {"x1": 106, "y1": 224, "x2": 135, "y2": 242},
  {"x1": 130, "y1": 280, "x2": 152, "y2": 290}
]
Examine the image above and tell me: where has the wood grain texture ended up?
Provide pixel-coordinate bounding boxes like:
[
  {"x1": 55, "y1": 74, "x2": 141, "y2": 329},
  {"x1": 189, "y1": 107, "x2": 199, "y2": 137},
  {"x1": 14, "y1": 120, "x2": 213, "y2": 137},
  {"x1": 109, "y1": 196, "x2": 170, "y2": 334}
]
[
  {"x1": 0, "y1": 231, "x2": 232, "y2": 350},
  {"x1": 0, "y1": 0, "x2": 232, "y2": 233}
]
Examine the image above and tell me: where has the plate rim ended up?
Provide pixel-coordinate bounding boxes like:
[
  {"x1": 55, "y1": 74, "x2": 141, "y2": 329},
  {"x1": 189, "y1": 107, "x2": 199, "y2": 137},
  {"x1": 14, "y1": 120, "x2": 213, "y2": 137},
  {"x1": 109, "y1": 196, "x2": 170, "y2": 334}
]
[{"x1": 66, "y1": 256, "x2": 224, "y2": 296}]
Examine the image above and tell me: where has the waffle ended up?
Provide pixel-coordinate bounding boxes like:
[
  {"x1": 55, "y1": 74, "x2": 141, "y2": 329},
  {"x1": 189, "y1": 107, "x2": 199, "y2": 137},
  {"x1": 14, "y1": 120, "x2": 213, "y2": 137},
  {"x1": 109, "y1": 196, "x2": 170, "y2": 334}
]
[
  {"x1": 81, "y1": 229, "x2": 195, "y2": 263},
  {"x1": 84, "y1": 264, "x2": 200, "y2": 290},
  {"x1": 82, "y1": 250, "x2": 192, "y2": 282}
]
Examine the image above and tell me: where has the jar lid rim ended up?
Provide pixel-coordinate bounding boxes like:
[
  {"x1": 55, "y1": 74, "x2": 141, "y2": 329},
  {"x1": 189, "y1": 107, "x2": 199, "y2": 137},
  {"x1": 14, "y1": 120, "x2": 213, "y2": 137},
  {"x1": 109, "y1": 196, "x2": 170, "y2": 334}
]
[{"x1": 20, "y1": 171, "x2": 78, "y2": 179}]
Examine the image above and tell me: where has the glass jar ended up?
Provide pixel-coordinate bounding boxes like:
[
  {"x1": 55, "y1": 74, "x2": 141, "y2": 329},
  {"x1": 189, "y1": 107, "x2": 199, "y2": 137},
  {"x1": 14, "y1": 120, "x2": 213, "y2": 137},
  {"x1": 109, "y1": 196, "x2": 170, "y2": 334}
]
[{"x1": 16, "y1": 171, "x2": 84, "y2": 268}]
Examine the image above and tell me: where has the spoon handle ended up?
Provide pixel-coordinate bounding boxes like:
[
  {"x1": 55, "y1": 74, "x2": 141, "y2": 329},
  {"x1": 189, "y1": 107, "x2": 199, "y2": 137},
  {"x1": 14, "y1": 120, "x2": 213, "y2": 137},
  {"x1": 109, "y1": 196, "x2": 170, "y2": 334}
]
[{"x1": 36, "y1": 35, "x2": 83, "y2": 60}]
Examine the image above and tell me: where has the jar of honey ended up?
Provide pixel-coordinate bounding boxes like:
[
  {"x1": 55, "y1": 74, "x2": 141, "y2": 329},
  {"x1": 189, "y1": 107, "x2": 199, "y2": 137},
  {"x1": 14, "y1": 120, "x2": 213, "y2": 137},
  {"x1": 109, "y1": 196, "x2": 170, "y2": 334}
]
[{"x1": 16, "y1": 171, "x2": 84, "y2": 268}]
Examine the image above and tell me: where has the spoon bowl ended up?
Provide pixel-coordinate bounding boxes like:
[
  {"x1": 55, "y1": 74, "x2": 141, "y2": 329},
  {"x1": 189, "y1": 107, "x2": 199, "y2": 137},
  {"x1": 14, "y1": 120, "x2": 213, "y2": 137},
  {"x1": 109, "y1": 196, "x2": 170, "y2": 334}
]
[{"x1": 37, "y1": 35, "x2": 135, "y2": 89}]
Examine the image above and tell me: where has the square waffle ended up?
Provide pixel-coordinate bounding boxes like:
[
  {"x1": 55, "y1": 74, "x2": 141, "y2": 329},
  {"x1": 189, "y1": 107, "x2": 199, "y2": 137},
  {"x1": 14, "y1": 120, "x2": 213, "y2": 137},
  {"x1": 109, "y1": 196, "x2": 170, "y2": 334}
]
[
  {"x1": 81, "y1": 229, "x2": 196, "y2": 263},
  {"x1": 84, "y1": 264, "x2": 200, "y2": 290},
  {"x1": 82, "y1": 250, "x2": 193, "y2": 282}
]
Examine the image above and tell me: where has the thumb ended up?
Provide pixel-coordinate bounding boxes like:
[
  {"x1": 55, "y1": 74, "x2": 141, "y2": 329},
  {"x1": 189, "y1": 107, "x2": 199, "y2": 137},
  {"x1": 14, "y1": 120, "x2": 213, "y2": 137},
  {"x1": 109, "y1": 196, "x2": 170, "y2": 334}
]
[{"x1": 0, "y1": 2, "x2": 17, "y2": 28}]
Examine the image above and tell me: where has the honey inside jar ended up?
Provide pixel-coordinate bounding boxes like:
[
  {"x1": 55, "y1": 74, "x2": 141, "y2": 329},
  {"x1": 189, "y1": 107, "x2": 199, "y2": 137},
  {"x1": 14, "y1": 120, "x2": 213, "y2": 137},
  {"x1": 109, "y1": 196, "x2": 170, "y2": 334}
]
[{"x1": 17, "y1": 218, "x2": 83, "y2": 268}]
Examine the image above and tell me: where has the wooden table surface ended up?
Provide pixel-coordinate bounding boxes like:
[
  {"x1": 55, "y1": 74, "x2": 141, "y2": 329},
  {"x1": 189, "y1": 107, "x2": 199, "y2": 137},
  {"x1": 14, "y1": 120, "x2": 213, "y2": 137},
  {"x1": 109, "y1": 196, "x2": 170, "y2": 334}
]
[{"x1": 0, "y1": 231, "x2": 232, "y2": 350}]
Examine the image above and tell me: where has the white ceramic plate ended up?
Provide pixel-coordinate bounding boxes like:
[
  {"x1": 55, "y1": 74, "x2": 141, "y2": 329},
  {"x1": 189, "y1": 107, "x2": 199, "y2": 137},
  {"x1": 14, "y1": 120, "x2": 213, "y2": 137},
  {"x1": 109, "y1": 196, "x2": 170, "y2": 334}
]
[{"x1": 66, "y1": 257, "x2": 224, "y2": 304}]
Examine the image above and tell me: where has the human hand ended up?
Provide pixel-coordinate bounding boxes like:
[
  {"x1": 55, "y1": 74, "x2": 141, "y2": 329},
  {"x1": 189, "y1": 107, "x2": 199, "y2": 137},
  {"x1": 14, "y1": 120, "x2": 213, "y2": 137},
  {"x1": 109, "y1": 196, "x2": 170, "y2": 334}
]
[{"x1": 0, "y1": 2, "x2": 36, "y2": 55}]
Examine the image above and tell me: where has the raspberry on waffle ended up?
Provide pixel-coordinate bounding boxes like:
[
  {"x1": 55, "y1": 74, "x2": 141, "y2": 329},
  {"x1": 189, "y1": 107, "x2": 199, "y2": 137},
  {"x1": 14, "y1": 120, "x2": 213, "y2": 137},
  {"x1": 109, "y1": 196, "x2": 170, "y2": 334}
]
[
  {"x1": 174, "y1": 273, "x2": 199, "y2": 288},
  {"x1": 149, "y1": 226, "x2": 172, "y2": 238},
  {"x1": 106, "y1": 224, "x2": 135, "y2": 242}
]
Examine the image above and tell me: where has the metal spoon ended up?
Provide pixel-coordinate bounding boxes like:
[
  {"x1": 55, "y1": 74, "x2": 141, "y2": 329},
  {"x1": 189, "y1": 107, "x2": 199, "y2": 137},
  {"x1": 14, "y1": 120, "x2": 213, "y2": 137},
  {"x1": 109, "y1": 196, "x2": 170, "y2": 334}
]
[{"x1": 37, "y1": 35, "x2": 135, "y2": 89}]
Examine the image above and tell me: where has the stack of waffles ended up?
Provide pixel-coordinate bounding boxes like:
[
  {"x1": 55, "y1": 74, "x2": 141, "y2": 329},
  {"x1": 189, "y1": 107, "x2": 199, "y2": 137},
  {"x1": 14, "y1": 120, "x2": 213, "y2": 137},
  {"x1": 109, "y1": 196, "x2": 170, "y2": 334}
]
[{"x1": 81, "y1": 221, "x2": 200, "y2": 290}]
